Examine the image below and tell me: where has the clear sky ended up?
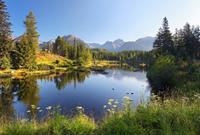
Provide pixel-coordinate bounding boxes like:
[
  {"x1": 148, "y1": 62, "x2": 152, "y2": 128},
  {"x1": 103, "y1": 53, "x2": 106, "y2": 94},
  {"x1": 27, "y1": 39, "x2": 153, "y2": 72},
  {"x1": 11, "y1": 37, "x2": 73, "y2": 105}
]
[{"x1": 6, "y1": 0, "x2": 200, "y2": 43}]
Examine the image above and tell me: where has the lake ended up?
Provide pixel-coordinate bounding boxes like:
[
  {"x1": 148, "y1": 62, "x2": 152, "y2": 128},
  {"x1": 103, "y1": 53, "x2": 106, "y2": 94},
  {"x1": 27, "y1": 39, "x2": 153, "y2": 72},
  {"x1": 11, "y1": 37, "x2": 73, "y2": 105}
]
[{"x1": 0, "y1": 69, "x2": 151, "y2": 119}]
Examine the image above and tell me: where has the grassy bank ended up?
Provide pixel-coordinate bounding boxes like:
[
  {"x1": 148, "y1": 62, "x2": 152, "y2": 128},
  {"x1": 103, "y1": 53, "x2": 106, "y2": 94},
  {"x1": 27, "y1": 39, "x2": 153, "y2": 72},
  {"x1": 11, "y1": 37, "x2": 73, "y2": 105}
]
[
  {"x1": 0, "y1": 52, "x2": 121, "y2": 79},
  {"x1": 0, "y1": 96, "x2": 199, "y2": 135}
]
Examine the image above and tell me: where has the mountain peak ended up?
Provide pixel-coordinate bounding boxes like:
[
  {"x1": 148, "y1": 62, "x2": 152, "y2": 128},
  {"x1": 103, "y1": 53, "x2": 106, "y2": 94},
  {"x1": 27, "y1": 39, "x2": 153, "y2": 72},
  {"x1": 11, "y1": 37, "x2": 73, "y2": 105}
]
[
  {"x1": 63, "y1": 35, "x2": 77, "y2": 40},
  {"x1": 113, "y1": 39, "x2": 124, "y2": 43},
  {"x1": 40, "y1": 35, "x2": 155, "y2": 52},
  {"x1": 89, "y1": 36, "x2": 155, "y2": 52},
  {"x1": 40, "y1": 34, "x2": 89, "y2": 50},
  {"x1": 63, "y1": 35, "x2": 89, "y2": 47}
]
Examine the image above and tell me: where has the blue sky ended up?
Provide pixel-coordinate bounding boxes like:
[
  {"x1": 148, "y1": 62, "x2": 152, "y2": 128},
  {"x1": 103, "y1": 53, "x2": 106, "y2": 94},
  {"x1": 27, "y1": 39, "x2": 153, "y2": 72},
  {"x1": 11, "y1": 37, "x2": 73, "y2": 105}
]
[{"x1": 6, "y1": 0, "x2": 200, "y2": 43}]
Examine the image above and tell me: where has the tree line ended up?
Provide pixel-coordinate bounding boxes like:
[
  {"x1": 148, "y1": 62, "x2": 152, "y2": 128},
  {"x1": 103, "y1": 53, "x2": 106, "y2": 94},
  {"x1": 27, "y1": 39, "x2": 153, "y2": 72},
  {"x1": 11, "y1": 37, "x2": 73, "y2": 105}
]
[
  {"x1": 92, "y1": 48, "x2": 154, "y2": 67},
  {"x1": 0, "y1": 0, "x2": 39, "y2": 69},
  {"x1": 148, "y1": 17, "x2": 200, "y2": 94},
  {"x1": 153, "y1": 17, "x2": 200, "y2": 60},
  {"x1": 52, "y1": 36, "x2": 92, "y2": 66}
]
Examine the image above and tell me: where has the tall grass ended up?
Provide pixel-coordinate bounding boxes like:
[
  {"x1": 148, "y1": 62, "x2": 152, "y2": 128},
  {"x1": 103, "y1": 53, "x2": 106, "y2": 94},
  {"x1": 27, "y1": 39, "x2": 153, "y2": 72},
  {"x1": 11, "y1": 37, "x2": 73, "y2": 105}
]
[
  {"x1": 97, "y1": 95, "x2": 200, "y2": 135},
  {"x1": 0, "y1": 96, "x2": 199, "y2": 135}
]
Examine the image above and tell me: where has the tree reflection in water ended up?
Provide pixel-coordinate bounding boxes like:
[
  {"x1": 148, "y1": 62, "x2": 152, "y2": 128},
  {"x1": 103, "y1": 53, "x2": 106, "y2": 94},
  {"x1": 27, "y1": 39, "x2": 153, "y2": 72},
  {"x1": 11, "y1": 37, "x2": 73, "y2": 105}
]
[
  {"x1": 0, "y1": 78, "x2": 15, "y2": 119},
  {"x1": 54, "y1": 71, "x2": 90, "y2": 90},
  {"x1": 0, "y1": 71, "x2": 90, "y2": 119}
]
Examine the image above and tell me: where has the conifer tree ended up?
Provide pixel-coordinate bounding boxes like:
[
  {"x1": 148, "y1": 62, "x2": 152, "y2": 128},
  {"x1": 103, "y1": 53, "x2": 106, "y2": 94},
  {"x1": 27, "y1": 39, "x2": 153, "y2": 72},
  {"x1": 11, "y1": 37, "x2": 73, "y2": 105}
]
[
  {"x1": 173, "y1": 24, "x2": 200, "y2": 60},
  {"x1": 23, "y1": 11, "x2": 39, "y2": 69},
  {"x1": 53, "y1": 36, "x2": 69, "y2": 57},
  {"x1": 14, "y1": 36, "x2": 35, "y2": 69},
  {"x1": 154, "y1": 17, "x2": 174, "y2": 55},
  {"x1": 53, "y1": 36, "x2": 61, "y2": 54},
  {"x1": 0, "y1": 0, "x2": 12, "y2": 68},
  {"x1": 24, "y1": 11, "x2": 39, "y2": 50},
  {"x1": 182, "y1": 23, "x2": 199, "y2": 60}
]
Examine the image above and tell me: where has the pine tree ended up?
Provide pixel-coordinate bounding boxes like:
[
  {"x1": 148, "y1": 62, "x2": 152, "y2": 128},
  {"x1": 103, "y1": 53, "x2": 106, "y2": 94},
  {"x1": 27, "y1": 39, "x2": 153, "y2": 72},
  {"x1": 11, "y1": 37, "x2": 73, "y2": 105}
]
[
  {"x1": 23, "y1": 11, "x2": 39, "y2": 69},
  {"x1": 174, "y1": 23, "x2": 200, "y2": 60},
  {"x1": 53, "y1": 36, "x2": 61, "y2": 54},
  {"x1": 53, "y1": 36, "x2": 69, "y2": 57},
  {"x1": 15, "y1": 36, "x2": 35, "y2": 69},
  {"x1": 154, "y1": 17, "x2": 174, "y2": 55},
  {"x1": 0, "y1": 0, "x2": 12, "y2": 69},
  {"x1": 193, "y1": 26, "x2": 200, "y2": 59},
  {"x1": 24, "y1": 11, "x2": 39, "y2": 50},
  {"x1": 173, "y1": 29, "x2": 186, "y2": 58}
]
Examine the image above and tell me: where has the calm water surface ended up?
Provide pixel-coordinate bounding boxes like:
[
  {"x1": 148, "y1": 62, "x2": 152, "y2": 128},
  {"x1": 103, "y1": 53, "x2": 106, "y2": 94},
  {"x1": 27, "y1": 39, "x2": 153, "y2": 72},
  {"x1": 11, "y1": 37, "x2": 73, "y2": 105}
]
[{"x1": 0, "y1": 69, "x2": 151, "y2": 119}]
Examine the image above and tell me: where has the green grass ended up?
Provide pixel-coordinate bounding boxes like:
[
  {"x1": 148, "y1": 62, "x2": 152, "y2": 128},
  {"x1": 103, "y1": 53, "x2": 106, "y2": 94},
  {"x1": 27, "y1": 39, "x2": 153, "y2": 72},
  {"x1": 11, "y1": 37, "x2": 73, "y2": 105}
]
[
  {"x1": 97, "y1": 96, "x2": 200, "y2": 135},
  {"x1": 0, "y1": 96, "x2": 199, "y2": 135},
  {"x1": 0, "y1": 114, "x2": 96, "y2": 135}
]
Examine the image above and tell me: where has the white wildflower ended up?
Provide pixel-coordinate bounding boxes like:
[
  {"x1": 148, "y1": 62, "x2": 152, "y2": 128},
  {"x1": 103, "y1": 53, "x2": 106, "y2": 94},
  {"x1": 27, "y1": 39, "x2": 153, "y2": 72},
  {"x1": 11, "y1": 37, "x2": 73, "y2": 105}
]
[{"x1": 46, "y1": 106, "x2": 52, "y2": 110}]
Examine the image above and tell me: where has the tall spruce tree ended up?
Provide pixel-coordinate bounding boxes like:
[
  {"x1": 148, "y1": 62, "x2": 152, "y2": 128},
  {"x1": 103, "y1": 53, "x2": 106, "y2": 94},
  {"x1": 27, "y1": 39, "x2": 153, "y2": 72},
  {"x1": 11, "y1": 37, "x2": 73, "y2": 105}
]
[
  {"x1": 182, "y1": 23, "x2": 199, "y2": 60},
  {"x1": 0, "y1": 0, "x2": 12, "y2": 69},
  {"x1": 53, "y1": 36, "x2": 61, "y2": 54},
  {"x1": 154, "y1": 17, "x2": 174, "y2": 55},
  {"x1": 173, "y1": 23, "x2": 200, "y2": 60},
  {"x1": 23, "y1": 11, "x2": 39, "y2": 69},
  {"x1": 53, "y1": 36, "x2": 69, "y2": 57},
  {"x1": 193, "y1": 26, "x2": 200, "y2": 59},
  {"x1": 24, "y1": 11, "x2": 39, "y2": 50},
  {"x1": 173, "y1": 29, "x2": 186, "y2": 58},
  {"x1": 13, "y1": 36, "x2": 35, "y2": 69}
]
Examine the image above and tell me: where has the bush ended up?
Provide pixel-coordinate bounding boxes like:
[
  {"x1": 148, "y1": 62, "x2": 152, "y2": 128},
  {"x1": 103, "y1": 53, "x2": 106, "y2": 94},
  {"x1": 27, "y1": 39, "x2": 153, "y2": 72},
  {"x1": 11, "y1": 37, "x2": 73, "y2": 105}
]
[
  {"x1": 55, "y1": 60, "x2": 60, "y2": 64},
  {"x1": 37, "y1": 64, "x2": 55, "y2": 70},
  {"x1": 147, "y1": 55, "x2": 177, "y2": 92},
  {"x1": 57, "y1": 60, "x2": 72, "y2": 68},
  {"x1": 0, "y1": 56, "x2": 11, "y2": 69}
]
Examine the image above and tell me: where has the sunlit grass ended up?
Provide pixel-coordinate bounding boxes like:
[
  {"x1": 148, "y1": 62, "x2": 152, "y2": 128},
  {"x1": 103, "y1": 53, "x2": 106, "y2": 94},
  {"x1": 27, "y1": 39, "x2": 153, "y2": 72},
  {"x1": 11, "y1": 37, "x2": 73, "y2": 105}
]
[
  {"x1": 0, "y1": 52, "x2": 120, "y2": 79},
  {"x1": 92, "y1": 60, "x2": 121, "y2": 68},
  {"x1": 36, "y1": 52, "x2": 66, "y2": 65}
]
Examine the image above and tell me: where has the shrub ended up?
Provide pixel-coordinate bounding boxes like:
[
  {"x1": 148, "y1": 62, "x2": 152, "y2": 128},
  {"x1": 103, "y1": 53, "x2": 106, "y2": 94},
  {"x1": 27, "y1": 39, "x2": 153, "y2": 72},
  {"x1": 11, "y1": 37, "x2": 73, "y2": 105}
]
[
  {"x1": 57, "y1": 60, "x2": 72, "y2": 68},
  {"x1": 147, "y1": 55, "x2": 177, "y2": 92},
  {"x1": 55, "y1": 60, "x2": 60, "y2": 64},
  {"x1": 0, "y1": 56, "x2": 11, "y2": 69},
  {"x1": 37, "y1": 64, "x2": 55, "y2": 70}
]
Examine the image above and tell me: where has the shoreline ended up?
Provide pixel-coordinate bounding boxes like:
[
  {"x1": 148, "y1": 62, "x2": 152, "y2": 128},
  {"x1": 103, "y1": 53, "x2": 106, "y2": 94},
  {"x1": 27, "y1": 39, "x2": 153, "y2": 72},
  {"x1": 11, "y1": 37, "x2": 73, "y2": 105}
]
[{"x1": 0, "y1": 60, "x2": 122, "y2": 79}]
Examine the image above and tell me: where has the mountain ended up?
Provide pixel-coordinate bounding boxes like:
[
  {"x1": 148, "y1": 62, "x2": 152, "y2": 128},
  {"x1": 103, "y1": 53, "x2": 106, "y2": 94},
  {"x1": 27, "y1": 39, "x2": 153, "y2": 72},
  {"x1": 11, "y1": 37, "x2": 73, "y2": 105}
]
[
  {"x1": 118, "y1": 37, "x2": 155, "y2": 51},
  {"x1": 88, "y1": 43, "x2": 101, "y2": 48},
  {"x1": 89, "y1": 37, "x2": 155, "y2": 52},
  {"x1": 89, "y1": 39, "x2": 125, "y2": 52},
  {"x1": 63, "y1": 35, "x2": 89, "y2": 47},
  {"x1": 40, "y1": 40, "x2": 54, "y2": 51},
  {"x1": 102, "y1": 39, "x2": 125, "y2": 52},
  {"x1": 40, "y1": 35, "x2": 155, "y2": 52},
  {"x1": 40, "y1": 35, "x2": 89, "y2": 50}
]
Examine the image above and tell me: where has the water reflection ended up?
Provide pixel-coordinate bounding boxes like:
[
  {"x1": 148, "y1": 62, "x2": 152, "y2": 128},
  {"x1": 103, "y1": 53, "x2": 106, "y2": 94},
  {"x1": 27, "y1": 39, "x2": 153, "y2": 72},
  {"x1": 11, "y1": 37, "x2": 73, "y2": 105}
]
[
  {"x1": 0, "y1": 78, "x2": 15, "y2": 119},
  {"x1": 0, "y1": 70, "x2": 150, "y2": 119},
  {"x1": 54, "y1": 71, "x2": 90, "y2": 90},
  {"x1": 0, "y1": 71, "x2": 91, "y2": 118}
]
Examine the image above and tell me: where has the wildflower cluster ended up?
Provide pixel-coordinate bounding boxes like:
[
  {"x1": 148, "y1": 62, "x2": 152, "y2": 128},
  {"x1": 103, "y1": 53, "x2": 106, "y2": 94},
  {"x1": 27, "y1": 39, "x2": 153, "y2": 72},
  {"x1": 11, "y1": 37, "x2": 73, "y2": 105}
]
[
  {"x1": 104, "y1": 99, "x2": 119, "y2": 115},
  {"x1": 26, "y1": 105, "x2": 62, "y2": 118},
  {"x1": 76, "y1": 106, "x2": 84, "y2": 115},
  {"x1": 123, "y1": 96, "x2": 133, "y2": 113}
]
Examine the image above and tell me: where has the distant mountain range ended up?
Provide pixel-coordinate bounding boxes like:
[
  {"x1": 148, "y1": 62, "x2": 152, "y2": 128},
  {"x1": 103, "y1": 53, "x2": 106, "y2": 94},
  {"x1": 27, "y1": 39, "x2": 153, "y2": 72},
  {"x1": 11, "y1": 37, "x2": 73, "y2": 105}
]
[
  {"x1": 88, "y1": 37, "x2": 155, "y2": 52},
  {"x1": 39, "y1": 35, "x2": 89, "y2": 50},
  {"x1": 38, "y1": 35, "x2": 155, "y2": 52}
]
